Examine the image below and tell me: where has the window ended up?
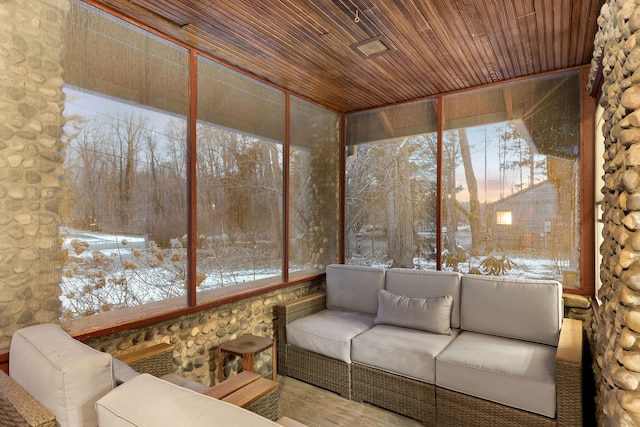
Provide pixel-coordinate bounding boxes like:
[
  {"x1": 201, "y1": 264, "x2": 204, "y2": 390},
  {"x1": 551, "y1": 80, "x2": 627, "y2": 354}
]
[
  {"x1": 442, "y1": 71, "x2": 581, "y2": 285},
  {"x1": 345, "y1": 99, "x2": 438, "y2": 268},
  {"x1": 195, "y1": 56, "x2": 285, "y2": 297},
  {"x1": 60, "y1": 3, "x2": 189, "y2": 319},
  {"x1": 49, "y1": 1, "x2": 339, "y2": 326},
  {"x1": 345, "y1": 70, "x2": 585, "y2": 288},
  {"x1": 496, "y1": 211, "x2": 512, "y2": 225}
]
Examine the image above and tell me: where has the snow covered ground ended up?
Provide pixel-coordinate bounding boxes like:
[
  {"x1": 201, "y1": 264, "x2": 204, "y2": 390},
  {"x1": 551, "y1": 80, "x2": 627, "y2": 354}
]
[
  {"x1": 59, "y1": 228, "x2": 282, "y2": 318},
  {"x1": 60, "y1": 227, "x2": 569, "y2": 319},
  {"x1": 61, "y1": 227, "x2": 146, "y2": 259}
]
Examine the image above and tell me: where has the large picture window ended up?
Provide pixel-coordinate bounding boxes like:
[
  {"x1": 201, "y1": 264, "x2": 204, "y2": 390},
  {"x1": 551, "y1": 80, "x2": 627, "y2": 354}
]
[
  {"x1": 196, "y1": 56, "x2": 285, "y2": 296},
  {"x1": 442, "y1": 71, "x2": 581, "y2": 286},
  {"x1": 345, "y1": 100, "x2": 438, "y2": 268},
  {"x1": 60, "y1": 3, "x2": 189, "y2": 319},
  {"x1": 345, "y1": 71, "x2": 583, "y2": 288},
  {"x1": 53, "y1": 1, "x2": 336, "y2": 326}
]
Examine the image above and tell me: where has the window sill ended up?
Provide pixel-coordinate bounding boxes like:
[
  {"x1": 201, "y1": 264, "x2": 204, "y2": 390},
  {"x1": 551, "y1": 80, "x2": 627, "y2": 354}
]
[{"x1": 62, "y1": 268, "x2": 325, "y2": 341}]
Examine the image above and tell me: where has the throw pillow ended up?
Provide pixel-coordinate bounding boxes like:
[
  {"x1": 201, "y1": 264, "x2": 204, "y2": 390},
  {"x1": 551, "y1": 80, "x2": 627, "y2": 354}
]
[{"x1": 374, "y1": 289, "x2": 453, "y2": 334}]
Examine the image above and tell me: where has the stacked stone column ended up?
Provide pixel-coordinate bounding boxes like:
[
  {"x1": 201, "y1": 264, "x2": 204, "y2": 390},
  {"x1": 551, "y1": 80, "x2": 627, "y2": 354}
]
[
  {"x1": 0, "y1": 0, "x2": 69, "y2": 348},
  {"x1": 590, "y1": 0, "x2": 640, "y2": 425}
]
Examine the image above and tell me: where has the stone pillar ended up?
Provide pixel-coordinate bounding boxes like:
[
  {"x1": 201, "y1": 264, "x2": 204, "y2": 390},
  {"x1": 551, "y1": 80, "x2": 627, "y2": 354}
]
[
  {"x1": 0, "y1": 0, "x2": 69, "y2": 349},
  {"x1": 589, "y1": 0, "x2": 640, "y2": 425},
  {"x1": 308, "y1": 118, "x2": 340, "y2": 268}
]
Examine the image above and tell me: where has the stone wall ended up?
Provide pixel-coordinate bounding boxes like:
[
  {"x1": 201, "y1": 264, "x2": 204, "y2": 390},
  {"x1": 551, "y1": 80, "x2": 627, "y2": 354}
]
[
  {"x1": 86, "y1": 279, "x2": 324, "y2": 387},
  {"x1": 0, "y1": 0, "x2": 69, "y2": 349},
  {"x1": 589, "y1": 1, "x2": 640, "y2": 425}
]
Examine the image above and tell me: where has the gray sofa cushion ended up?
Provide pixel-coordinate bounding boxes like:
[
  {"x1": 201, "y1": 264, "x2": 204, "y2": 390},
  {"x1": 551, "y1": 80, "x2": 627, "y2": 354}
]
[
  {"x1": 436, "y1": 331, "x2": 557, "y2": 418},
  {"x1": 286, "y1": 309, "x2": 376, "y2": 362},
  {"x1": 96, "y1": 373, "x2": 280, "y2": 426},
  {"x1": 352, "y1": 324, "x2": 459, "y2": 383},
  {"x1": 460, "y1": 274, "x2": 563, "y2": 346},
  {"x1": 10, "y1": 324, "x2": 115, "y2": 427},
  {"x1": 374, "y1": 289, "x2": 453, "y2": 334},
  {"x1": 385, "y1": 268, "x2": 462, "y2": 328},
  {"x1": 326, "y1": 264, "x2": 386, "y2": 315},
  {"x1": 160, "y1": 374, "x2": 209, "y2": 393},
  {"x1": 113, "y1": 358, "x2": 140, "y2": 385}
]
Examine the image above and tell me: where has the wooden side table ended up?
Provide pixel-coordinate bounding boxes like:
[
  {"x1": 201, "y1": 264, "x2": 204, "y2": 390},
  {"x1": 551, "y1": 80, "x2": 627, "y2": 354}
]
[{"x1": 217, "y1": 334, "x2": 277, "y2": 383}]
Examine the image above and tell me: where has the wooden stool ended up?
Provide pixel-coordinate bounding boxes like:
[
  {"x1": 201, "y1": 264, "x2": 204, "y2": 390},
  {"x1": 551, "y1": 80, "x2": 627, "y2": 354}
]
[{"x1": 217, "y1": 334, "x2": 276, "y2": 383}]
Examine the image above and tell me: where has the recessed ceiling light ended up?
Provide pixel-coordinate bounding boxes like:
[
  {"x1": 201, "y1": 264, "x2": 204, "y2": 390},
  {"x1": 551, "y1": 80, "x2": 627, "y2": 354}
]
[{"x1": 352, "y1": 36, "x2": 394, "y2": 58}]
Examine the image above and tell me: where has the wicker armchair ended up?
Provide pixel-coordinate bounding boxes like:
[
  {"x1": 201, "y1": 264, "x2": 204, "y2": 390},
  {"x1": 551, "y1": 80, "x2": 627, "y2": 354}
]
[
  {"x1": 0, "y1": 333, "x2": 174, "y2": 427},
  {"x1": 0, "y1": 370, "x2": 55, "y2": 427}
]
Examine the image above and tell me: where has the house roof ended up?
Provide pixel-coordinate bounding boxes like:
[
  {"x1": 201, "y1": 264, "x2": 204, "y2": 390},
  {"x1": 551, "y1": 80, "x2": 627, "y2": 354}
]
[
  {"x1": 486, "y1": 180, "x2": 557, "y2": 209},
  {"x1": 90, "y1": 0, "x2": 604, "y2": 114}
]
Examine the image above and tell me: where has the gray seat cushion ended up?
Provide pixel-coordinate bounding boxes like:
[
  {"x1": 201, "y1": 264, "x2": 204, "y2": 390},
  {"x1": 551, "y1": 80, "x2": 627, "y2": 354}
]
[
  {"x1": 113, "y1": 358, "x2": 140, "y2": 385},
  {"x1": 161, "y1": 373, "x2": 209, "y2": 393},
  {"x1": 436, "y1": 331, "x2": 557, "y2": 418},
  {"x1": 352, "y1": 324, "x2": 459, "y2": 383},
  {"x1": 286, "y1": 308, "x2": 375, "y2": 362}
]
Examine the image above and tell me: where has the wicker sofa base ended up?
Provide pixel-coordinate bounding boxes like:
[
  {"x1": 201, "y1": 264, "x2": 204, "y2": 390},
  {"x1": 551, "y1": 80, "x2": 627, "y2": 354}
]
[
  {"x1": 246, "y1": 387, "x2": 280, "y2": 421},
  {"x1": 116, "y1": 343, "x2": 175, "y2": 378},
  {"x1": 436, "y1": 387, "x2": 556, "y2": 427},
  {"x1": 352, "y1": 363, "x2": 436, "y2": 427},
  {"x1": 286, "y1": 345, "x2": 350, "y2": 398}
]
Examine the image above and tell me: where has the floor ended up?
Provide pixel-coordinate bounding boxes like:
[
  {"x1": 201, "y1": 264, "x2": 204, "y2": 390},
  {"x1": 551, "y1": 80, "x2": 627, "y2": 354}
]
[{"x1": 277, "y1": 375, "x2": 423, "y2": 427}]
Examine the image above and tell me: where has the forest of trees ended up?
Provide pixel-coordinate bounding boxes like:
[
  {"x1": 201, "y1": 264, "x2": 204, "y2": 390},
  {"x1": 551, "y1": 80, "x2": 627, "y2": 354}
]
[
  {"x1": 58, "y1": 90, "x2": 577, "y2": 318},
  {"x1": 345, "y1": 121, "x2": 557, "y2": 276},
  {"x1": 59, "y1": 109, "x2": 289, "y2": 318}
]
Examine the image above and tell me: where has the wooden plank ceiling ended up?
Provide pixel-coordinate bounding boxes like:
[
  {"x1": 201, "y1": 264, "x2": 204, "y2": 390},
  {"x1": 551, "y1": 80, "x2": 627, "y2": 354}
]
[{"x1": 91, "y1": 0, "x2": 604, "y2": 114}]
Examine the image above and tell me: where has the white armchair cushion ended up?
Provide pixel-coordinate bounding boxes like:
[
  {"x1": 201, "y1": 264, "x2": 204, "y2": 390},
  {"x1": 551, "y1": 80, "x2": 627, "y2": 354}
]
[
  {"x1": 96, "y1": 373, "x2": 280, "y2": 426},
  {"x1": 325, "y1": 264, "x2": 386, "y2": 315},
  {"x1": 374, "y1": 289, "x2": 453, "y2": 335},
  {"x1": 9, "y1": 323, "x2": 115, "y2": 427}
]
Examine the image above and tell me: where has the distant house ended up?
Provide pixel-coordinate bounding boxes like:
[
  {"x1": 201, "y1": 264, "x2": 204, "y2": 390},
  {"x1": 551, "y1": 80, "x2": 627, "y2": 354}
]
[{"x1": 486, "y1": 181, "x2": 558, "y2": 250}]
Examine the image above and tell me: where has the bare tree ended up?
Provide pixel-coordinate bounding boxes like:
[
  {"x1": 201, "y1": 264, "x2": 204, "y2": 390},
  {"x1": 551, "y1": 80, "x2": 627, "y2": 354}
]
[
  {"x1": 110, "y1": 113, "x2": 148, "y2": 228},
  {"x1": 499, "y1": 122, "x2": 547, "y2": 193},
  {"x1": 442, "y1": 131, "x2": 460, "y2": 256},
  {"x1": 385, "y1": 139, "x2": 415, "y2": 268},
  {"x1": 346, "y1": 138, "x2": 422, "y2": 267},
  {"x1": 457, "y1": 129, "x2": 482, "y2": 256}
]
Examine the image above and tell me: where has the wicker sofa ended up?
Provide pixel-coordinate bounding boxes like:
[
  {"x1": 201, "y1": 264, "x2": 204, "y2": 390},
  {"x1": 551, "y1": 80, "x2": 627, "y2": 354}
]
[
  {"x1": 3, "y1": 324, "x2": 283, "y2": 427},
  {"x1": 276, "y1": 264, "x2": 583, "y2": 427}
]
